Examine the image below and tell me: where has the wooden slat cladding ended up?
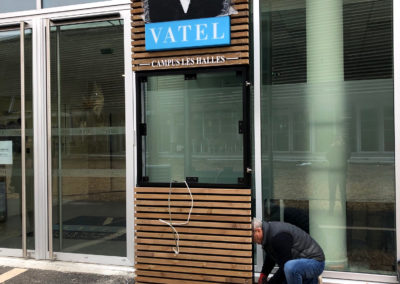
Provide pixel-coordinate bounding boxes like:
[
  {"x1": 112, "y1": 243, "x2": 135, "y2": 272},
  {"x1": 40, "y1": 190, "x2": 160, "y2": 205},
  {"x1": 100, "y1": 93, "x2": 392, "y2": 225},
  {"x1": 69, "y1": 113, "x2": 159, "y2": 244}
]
[
  {"x1": 131, "y1": 0, "x2": 250, "y2": 71},
  {"x1": 134, "y1": 187, "x2": 253, "y2": 284}
]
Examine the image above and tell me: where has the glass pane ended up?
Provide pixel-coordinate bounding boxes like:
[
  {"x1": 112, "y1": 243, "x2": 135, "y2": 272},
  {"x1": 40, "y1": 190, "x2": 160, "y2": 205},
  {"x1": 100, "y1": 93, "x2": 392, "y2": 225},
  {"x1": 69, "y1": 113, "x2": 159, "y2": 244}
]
[
  {"x1": 360, "y1": 109, "x2": 379, "y2": 151},
  {"x1": 0, "y1": 0, "x2": 35, "y2": 13},
  {"x1": 261, "y1": 0, "x2": 395, "y2": 276},
  {"x1": 42, "y1": 0, "x2": 106, "y2": 8},
  {"x1": 0, "y1": 29, "x2": 33, "y2": 249},
  {"x1": 272, "y1": 114, "x2": 289, "y2": 151},
  {"x1": 143, "y1": 71, "x2": 244, "y2": 184},
  {"x1": 384, "y1": 106, "x2": 394, "y2": 151},
  {"x1": 293, "y1": 112, "x2": 310, "y2": 152},
  {"x1": 25, "y1": 30, "x2": 34, "y2": 250},
  {"x1": 50, "y1": 20, "x2": 126, "y2": 256}
]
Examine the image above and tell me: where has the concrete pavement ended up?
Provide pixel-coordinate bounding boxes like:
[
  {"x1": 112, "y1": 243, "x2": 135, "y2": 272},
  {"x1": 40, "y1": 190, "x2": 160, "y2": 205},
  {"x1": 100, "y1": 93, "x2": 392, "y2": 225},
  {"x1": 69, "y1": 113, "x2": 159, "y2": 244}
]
[
  {"x1": 0, "y1": 257, "x2": 135, "y2": 284},
  {"x1": 0, "y1": 267, "x2": 134, "y2": 283}
]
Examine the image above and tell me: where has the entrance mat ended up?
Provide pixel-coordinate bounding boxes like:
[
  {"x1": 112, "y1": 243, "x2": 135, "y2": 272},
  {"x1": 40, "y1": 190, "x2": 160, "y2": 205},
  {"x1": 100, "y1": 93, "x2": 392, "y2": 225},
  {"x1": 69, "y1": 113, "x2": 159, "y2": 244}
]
[{"x1": 53, "y1": 216, "x2": 126, "y2": 241}]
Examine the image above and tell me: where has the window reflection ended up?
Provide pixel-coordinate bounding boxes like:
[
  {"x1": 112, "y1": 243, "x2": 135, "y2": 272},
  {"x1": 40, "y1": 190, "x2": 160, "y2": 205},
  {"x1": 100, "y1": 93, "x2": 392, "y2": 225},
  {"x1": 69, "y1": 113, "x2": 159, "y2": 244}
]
[
  {"x1": 261, "y1": 0, "x2": 394, "y2": 275},
  {"x1": 0, "y1": 0, "x2": 36, "y2": 13},
  {"x1": 141, "y1": 71, "x2": 245, "y2": 185},
  {"x1": 42, "y1": 0, "x2": 106, "y2": 9},
  {"x1": 0, "y1": 30, "x2": 34, "y2": 249},
  {"x1": 50, "y1": 21, "x2": 126, "y2": 257}
]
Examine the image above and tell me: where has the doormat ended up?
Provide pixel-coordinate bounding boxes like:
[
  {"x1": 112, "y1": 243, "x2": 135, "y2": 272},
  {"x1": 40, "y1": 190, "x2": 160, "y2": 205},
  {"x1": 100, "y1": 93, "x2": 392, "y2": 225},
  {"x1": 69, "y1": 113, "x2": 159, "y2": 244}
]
[{"x1": 53, "y1": 216, "x2": 126, "y2": 241}]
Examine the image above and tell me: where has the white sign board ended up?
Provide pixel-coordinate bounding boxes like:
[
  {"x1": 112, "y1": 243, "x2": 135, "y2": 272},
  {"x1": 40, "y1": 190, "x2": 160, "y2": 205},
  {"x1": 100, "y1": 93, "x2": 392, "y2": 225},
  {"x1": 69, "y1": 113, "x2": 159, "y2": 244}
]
[{"x1": 0, "y1": 141, "x2": 12, "y2": 165}]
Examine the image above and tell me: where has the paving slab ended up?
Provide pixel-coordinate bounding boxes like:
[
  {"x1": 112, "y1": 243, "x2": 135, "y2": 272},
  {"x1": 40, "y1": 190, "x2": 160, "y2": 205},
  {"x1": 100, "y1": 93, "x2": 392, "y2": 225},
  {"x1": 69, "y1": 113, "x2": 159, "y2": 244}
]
[
  {"x1": 0, "y1": 266, "x2": 11, "y2": 274},
  {"x1": 0, "y1": 266, "x2": 135, "y2": 284}
]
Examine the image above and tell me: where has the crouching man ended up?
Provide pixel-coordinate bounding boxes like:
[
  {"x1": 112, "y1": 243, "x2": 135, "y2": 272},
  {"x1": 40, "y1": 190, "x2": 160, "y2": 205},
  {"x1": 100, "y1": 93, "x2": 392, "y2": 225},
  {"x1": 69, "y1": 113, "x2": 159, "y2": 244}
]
[{"x1": 253, "y1": 218, "x2": 325, "y2": 284}]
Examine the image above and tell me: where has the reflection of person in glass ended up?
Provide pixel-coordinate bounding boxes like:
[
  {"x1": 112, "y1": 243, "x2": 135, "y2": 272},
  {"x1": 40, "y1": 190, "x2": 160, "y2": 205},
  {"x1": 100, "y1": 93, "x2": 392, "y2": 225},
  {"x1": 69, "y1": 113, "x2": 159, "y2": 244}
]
[{"x1": 326, "y1": 135, "x2": 349, "y2": 213}]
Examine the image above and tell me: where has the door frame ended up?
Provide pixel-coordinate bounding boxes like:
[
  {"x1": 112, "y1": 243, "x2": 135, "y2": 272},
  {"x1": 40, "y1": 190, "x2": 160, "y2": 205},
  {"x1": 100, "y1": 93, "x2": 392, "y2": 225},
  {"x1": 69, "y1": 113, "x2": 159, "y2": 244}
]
[
  {"x1": 0, "y1": 21, "x2": 30, "y2": 259},
  {"x1": 0, "y1": 4, "x2": 134, "y2": 265},
  {"x1": 39, "y1": 8, "x2": 133, "y2": 265}
]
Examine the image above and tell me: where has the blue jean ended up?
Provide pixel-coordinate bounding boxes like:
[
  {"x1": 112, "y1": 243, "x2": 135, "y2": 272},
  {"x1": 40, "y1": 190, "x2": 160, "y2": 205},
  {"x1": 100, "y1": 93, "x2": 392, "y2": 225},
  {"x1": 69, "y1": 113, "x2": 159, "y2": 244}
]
[{"x1": 283, "y1": 259, "x2": 325, "y2": 284}]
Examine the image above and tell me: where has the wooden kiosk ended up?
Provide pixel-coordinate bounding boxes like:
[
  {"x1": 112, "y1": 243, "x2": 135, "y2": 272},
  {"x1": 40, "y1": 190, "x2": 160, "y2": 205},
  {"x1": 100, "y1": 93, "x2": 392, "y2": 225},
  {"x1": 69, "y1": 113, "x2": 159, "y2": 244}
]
[{"x1": 132, "y1": 0, "x2": 252, "y2": 283}]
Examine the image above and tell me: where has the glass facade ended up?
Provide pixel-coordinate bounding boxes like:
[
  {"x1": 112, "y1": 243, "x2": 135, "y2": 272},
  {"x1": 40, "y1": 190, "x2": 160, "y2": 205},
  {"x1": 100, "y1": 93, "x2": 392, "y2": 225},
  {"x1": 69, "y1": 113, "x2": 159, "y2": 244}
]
[
  {"x1": 50, "y1": 21, "x2": 126, "y2": 256},
  {"x1": 0, "y1": 0, "x2": 111, "y2": 13},
  {"x1": 260, "y1": 0, "x2": 395, "y2": 276},
  {"x1": 42, "y1": 0, "x2": 108, "y2": 9},
  {"x1": 0, "y1": 28, "x2": 34, "y2": 249},
  {"x1": 0, "y1": 1, "x2": 36, "y2": 13}
]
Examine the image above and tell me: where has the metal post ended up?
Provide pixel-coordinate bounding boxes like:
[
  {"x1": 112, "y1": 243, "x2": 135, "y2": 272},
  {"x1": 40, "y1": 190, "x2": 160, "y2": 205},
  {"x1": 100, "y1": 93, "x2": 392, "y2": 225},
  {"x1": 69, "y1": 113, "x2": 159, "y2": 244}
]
[
  {"x1": 56, "y1": 25, "x2": 63, "y2": 251},
  {"x1": 20, "y1": 21, "x2": 27, "y2": 258},
  {"x1": 394, "y1": 0, "x2": 400, "y2": 279},
  {"x1": 253, "y1": 0, "x2": 264, "y2": 273},
  {"x1": 45, "y1": 19, "x2": 53, "y2": 260}
]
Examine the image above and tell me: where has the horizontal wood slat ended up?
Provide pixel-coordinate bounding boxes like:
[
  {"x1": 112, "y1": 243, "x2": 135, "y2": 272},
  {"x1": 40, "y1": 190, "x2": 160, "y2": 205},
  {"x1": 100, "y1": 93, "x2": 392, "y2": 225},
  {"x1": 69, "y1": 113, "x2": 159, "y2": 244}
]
[
  {"x1": 135, "y1": 186, "x2": 253, "y2": 283},
  {"x1": 135, "y1": 264, "x2": 252, "y2": 278},
  {"x1": 136, "y1": 232, "x2": 252, "y2": 243},
  {"x1": 132, "y1": 45, "x2": 249, "y2": 59},
  {"x1": 135, "y1": 187, "x2": 251, "y2": 195},
  {"x1": 135, "y1": 257, "x2": 252, "y2": 270},
  {"x1": 135, "y1": 225, "x2": 252, "y2": 236},
  {"x1": 136, "y1": 251, "x2": 253, "y2": 264},
  {"x1": 136, "y1": 200, "x2": 251, "y2": 208},
  {"x1": 135, "y1": 212, "x2": 251, "y2": 222},
  {"x1": 135, "y1": 276, "x2": 220, "y2": 284},
  {"x1": 133, "y1": 52, "x2": 249, "y2": 64},
  {"x1": 136, "y1": 207, "x2": 251, "y2": 215},
  {"x1": 135, "y1": 193, "x2": 251, "y2": 202},
  {"x1": 136, "y1": 244, "x2": 252, "y2": 257},
  {"x1": 131, "y1": 0, "x2": 250, "y2": 71},
  {"x1": 136, "y1": 238, "x2": 252, "y2": 250},
  {"x1": 136, "y1": 219, "x2": 251, "y2": 229},
  {"x1": 136, "y1": 273, "x2": 251, "y2": 284}
]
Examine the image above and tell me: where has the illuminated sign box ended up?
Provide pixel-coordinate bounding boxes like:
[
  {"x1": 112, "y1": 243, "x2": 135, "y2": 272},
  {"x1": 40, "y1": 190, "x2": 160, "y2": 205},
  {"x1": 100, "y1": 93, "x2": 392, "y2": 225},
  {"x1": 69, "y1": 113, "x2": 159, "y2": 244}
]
[{"x1": 145, "y1": 16, "x2": 230, "y2": 51}]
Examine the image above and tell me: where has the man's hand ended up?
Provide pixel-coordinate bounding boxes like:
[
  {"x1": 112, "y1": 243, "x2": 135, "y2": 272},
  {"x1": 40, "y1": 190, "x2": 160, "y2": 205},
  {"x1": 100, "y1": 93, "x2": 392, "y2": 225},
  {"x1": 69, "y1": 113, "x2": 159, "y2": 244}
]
[{"x1": 258, "y1": 273, "x2": 267, "y2": 284}]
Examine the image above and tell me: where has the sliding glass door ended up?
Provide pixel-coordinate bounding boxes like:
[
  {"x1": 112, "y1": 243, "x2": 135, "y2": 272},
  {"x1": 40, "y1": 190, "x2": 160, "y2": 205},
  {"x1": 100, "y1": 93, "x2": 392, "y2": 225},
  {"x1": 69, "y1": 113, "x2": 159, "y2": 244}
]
[
  {"x1": 48, "y1": 19, "x2": 126, "y2": 257},
  {"x1": 0, "y1": 23, "x2": 34, "y2": 254}
]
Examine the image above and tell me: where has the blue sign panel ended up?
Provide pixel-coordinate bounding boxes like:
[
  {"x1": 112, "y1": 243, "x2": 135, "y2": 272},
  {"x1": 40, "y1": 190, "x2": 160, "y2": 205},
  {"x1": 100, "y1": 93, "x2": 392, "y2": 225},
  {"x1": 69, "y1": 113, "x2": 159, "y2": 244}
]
[{"x1": 145, "y1": 16, "x2": 230, "y2": 51}]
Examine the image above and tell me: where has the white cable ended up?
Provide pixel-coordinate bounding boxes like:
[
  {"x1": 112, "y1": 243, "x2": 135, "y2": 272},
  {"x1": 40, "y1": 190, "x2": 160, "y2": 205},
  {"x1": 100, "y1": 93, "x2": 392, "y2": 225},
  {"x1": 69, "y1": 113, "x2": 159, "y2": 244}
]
[{"x1": 158, "y1": 180, "x2": 193, "y2": 255}]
